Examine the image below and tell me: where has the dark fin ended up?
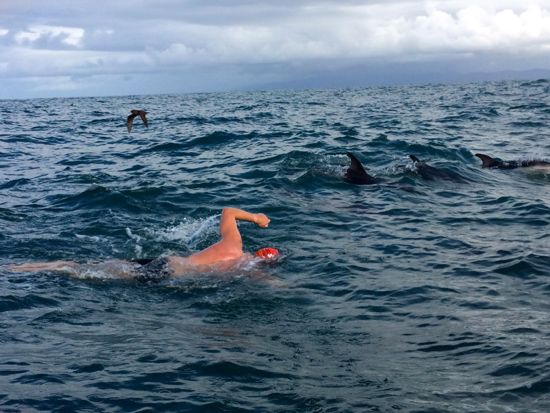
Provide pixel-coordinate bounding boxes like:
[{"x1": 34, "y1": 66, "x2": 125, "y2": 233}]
[
  {"x1": 409, "y1": 155, "x2": 421, "y2": 163},
  {"x1": 347, "y1": 152, "x2": 368, "y2": 173},
  {"x1": 345, "y1": 152, "x2": 376, "y2": 185},
  {"x1": 475, "y1": 153, "x2": 500, "y2": 168}
]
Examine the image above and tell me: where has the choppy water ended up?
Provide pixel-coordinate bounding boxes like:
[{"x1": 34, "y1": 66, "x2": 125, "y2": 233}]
[{"x1": 1, "y1": 80, "x2": 550, "y2": 412}]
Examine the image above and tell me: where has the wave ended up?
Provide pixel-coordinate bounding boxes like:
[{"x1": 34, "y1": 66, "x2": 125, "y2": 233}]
[
  {"x1": 0, "y1": 293, "x2": 59, "y2": 313},
  {"x1": 2, "y1": 82, "x2": 550, "y2": 413},
  {"x1": 45, "y1": 185, "x2": 167, "y2": 213},
  {"x1": 0, "y1": 178, "x2": 31, "y2": 190}
]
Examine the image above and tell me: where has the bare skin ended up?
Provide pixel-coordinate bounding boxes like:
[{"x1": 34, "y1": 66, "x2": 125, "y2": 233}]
[
  {"x1": 167, "y1": 207, "x2": 270, "y2": 275},
  {"x1": 8, "y1": 207, "x2": 272, "y2": 278}
]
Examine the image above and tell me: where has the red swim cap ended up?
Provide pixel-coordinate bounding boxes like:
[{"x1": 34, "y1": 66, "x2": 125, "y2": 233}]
[{"x1": 255, "y1": 247, "x2": 280, "y2": 259}]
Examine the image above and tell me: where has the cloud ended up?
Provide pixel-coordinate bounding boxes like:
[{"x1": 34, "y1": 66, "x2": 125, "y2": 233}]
[
  {"x1": 404, "y1": 5, "x2": 550, "y2": 54},
  {"x1": 141, "y1": 4, "x2": 550, "y2": 66},
  {"x1": 0, "y1": 48, "x2": 151, "y2": 77},
  {"x1": 14, "y1": 25, "x2": 85, "y2": 48},
  {"x1": 1, "y1": 0, "x2": 550, "y2": 98}
]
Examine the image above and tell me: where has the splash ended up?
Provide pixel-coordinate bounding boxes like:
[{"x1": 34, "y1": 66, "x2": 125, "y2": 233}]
[
  {"x1": 125, "y1": 228, "x2": 143, "y2": 257},
  {"x1": 147, "y1": 215, "x2": 219, "y2": 248},
  {"x1": 73, "y1": 260, "x2": 138, "y2": 280}
]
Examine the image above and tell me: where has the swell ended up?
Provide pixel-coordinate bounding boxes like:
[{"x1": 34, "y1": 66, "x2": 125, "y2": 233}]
[
  {"x1": 44, "y1": 185, "x2": 169, "y2": 213},
  {"x1": 1, "y1": 81, "x2": 550, "y2": 413},
  {"x1": 0, "y1": 294, "x2": 59, "y2": 313}
]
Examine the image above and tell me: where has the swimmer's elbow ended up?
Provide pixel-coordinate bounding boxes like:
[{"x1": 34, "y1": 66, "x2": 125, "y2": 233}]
[
  {"x1": 221, "y1": 208, "x2": 235, "y2": 225},
  {"x1": 222, "y1": 207, "x2": 238, "y2": 217}
]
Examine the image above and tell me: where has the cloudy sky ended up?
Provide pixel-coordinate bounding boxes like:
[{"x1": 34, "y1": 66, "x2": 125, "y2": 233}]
[{"x1": 1, "y1": 0, "x2": 550, "y2": 98}]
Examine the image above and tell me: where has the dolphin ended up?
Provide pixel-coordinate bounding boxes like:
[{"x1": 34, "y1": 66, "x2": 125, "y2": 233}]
[
  {"x1": 475, "y1": 153, "x2": 550, "y2": 170},
  {"x1": 345, "y1": 152, "x2": 377, "y2": 185},
  {"x1": 409, "y1": 155, "x2": 468, "y2": 182},
  {"x1": 127, "y1": 109, "x2": 148, "y2": 132}
]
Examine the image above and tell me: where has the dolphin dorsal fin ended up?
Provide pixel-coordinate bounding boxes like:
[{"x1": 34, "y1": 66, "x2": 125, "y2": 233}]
[
  {"x1": 409, "y1": 155, "x2": 421, "y2": 163},
  {"x1": 347, "y1": 152, "x2": 368, "y2": 174},
  {"x1": 345, "y1": 152, "x2": 376, "y2": 184},
  {"x1": 475, "y1": 153, "x2": 499, "y2": 168}
]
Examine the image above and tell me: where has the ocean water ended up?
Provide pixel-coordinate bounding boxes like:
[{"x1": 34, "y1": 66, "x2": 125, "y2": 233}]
[{"x1": 1, "y1": 80, "x2": 549, "y2": 412}]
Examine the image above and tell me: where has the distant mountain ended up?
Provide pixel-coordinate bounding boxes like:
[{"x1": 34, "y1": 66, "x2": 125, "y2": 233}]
[{"x1": 253, "y1": 62, "x2": 550, "y2": 90}]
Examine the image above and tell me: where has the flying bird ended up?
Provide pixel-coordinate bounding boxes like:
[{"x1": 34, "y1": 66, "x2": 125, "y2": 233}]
[{"x1": 127, "y1": 110, "x2": 148, "y2": 132}]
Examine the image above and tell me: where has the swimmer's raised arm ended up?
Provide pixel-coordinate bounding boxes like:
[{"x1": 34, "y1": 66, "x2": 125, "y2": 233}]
[{"x1": 220, "y1": 207, "x2": 270, "y2": 242}]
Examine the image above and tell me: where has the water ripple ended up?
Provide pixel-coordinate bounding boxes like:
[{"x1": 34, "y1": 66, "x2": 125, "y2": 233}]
[{"x1": 1, "y1": 80, "x2": 549, "y2": 412}]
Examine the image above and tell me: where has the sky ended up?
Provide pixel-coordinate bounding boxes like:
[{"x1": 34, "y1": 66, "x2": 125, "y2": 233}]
[{"x1": 1, "y1": 0, "x2": 550, "y2": 99}]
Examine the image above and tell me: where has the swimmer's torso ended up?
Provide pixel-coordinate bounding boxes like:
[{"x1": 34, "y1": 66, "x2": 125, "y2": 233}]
[
  {"x1": 12, "y1": 252, "x2": 256, "y2": 282},
  {"x1": 166, "y1": 254, "x2": 253, "y2": 277}
]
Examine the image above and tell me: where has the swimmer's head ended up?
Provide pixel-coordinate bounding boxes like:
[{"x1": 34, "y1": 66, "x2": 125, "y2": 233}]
[{"x1": 255, "y1": 247, "x2": 280, "y2": 261}]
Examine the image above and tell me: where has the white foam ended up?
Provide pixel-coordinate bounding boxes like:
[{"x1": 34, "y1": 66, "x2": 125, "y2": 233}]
[
  {"x1": 73, "y1": 260, "x2": 137, "y2": 280},
  {"x1": 125, "y1": 227, "x2": 144, "y2": 257},
  {"x1": 116, "y1": 215, "x2": 219, "y2": 259},
  {"x1": 147, "y1": 215, "x2": 219, "y2": 247},
  {"x1": 125, "y1": 227, "x2": 142, "y2": 242},
  {"x1": 75, "y1": 268, "x2": 120, "y2": 280},
  {"x1": 75, "y1": 234, "x2": 102, "y2": 242},
  {"x1": 523, "y1": 164, "x2": 550, "y2": 173}
]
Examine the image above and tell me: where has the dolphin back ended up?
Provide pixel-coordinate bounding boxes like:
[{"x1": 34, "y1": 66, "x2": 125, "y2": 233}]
[
  {"x1": 409, "y1": 154, "x2": 469, "y2": 182},
  {"x1": 473, "y1": 153, "x2": 548, "y2": 169}
]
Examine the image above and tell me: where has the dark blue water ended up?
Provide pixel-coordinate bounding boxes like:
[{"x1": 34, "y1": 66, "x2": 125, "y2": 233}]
[{"x1": 1, "y1": 80, "x2": 550, "y2": 412}]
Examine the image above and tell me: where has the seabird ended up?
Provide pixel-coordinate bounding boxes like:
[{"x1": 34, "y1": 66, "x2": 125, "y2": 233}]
[{"x1": 127, "y1": 109, "x2": 148, "y2": 132}]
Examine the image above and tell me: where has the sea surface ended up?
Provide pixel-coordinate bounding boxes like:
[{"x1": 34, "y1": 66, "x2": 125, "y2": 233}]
[{"x1": 1, "y1": 80, "x2": 549, "y2": 412}]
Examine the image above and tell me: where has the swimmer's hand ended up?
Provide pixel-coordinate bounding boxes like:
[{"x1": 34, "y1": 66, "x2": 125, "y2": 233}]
[{"x1": 254, "y1": 213, "x2": 270, "y2": 228}]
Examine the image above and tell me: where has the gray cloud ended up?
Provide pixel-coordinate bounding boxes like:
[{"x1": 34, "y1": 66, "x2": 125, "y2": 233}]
[{"x1": 1, "y1": 0, "x2": 550, "y2": 98}]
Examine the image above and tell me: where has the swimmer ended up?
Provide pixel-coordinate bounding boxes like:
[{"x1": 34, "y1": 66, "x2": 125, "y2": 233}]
[{"x1": 8, "y1": 207, "x2": 280, "y2": 281}]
